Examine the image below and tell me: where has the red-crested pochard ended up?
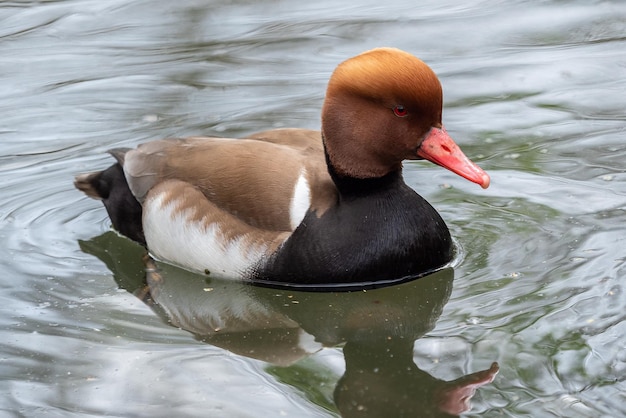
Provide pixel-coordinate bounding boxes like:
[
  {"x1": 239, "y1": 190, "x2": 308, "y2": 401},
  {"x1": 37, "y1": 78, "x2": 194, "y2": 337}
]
[{"x1": 75, "y1": 48, "x2": 489, "y2": 287}]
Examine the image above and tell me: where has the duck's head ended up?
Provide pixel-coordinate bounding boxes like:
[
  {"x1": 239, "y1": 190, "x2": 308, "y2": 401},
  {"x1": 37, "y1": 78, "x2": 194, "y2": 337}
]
[{"x1": 321, "y1": 48, "x2": 490, "y2": 189}]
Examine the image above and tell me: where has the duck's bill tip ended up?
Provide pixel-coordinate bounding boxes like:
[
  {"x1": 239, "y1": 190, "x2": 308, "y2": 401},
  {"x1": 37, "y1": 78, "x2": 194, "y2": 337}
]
[
  {"x1": 417, "y1": 127, "x2": 490, "y2": 189},
  {"x1": 477, "y1": 172, "x2": 491, "y2": 189}
]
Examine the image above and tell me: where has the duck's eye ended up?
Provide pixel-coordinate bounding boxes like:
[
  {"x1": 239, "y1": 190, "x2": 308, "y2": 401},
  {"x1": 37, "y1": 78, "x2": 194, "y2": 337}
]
[{"x1": 393, "y1": 105, "x2": 408, "y2": 117}]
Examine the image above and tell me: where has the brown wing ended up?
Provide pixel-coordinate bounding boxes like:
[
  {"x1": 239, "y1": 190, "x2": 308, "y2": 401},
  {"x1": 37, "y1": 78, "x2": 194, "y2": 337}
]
[
  {"x1": 122, "y1": 129, "x2": 336, "y2": 232},
  {"x1": 244, "y1": 128, "x2": 323, "y2": 153}
]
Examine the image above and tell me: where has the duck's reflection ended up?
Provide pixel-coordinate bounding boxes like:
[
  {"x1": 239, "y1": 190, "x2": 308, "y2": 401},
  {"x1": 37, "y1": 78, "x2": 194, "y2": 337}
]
[{"x1": 80, "y1": 231, "x2": 498, "y2": 417}]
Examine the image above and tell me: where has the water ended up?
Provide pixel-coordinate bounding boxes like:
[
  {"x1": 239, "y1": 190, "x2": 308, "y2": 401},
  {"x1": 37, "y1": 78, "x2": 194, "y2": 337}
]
[{"x1": 1, "y1": 0, "x2": 625, "y2": 416}]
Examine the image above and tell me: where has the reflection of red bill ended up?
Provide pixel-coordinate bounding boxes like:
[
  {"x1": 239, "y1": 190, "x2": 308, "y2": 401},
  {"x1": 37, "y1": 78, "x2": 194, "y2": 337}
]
[
  {"x1": 436, "y1": 362, "x2": 500, "y2": 415},
  {"x1": 418, "y1": 126, "x2": 490, "y2": 189}
]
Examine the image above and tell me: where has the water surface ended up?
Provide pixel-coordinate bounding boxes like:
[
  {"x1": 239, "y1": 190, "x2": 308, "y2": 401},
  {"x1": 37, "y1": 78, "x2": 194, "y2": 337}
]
[{"x1": 1, "y1": 0, "x2": 625, "y2": 416}]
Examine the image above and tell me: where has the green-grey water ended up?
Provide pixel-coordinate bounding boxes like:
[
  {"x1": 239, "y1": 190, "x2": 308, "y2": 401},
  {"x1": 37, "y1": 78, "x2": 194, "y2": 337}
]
[{"x1": 1, "y1": 0, "x2": 625, "y2": 416}]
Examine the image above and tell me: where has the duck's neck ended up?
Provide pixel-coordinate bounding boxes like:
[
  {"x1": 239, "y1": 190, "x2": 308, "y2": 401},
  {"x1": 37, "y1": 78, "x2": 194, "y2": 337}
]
[{"x1": 324, "y1": 148, "x2": 404, "y2": 198}]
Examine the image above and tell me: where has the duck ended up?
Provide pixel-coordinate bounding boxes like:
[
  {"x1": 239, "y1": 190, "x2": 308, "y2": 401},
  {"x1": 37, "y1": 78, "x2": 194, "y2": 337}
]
[{"x1": 75, "y1": 47, "x2": 489, "y2": 287}]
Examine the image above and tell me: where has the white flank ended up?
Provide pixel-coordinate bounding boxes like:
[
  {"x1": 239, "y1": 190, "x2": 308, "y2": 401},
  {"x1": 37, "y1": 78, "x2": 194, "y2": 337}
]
[
  {"x1": 143, "y1": 194, "x2": 269, "y2": 279},
  {"x1": 289, "y1": 169, "x2": 311, "y2": 230}
]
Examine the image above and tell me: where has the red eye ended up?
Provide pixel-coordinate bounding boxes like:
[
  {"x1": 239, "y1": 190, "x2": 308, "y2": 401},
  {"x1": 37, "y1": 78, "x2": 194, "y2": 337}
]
[{"x1": 393, "y1": 105, "x2": 408, "y2": 117}]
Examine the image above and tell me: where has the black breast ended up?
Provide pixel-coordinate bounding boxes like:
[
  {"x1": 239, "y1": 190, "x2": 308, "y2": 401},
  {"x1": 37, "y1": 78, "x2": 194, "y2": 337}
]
[{"x1": 254, "y1": 170, "x2": 452, "y2": 286}]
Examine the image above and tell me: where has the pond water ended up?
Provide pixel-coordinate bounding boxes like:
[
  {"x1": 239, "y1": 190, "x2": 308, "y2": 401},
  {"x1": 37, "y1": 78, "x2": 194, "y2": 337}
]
[{"x1": 1, "y1": 0, "x2": 625, "y2": 416}]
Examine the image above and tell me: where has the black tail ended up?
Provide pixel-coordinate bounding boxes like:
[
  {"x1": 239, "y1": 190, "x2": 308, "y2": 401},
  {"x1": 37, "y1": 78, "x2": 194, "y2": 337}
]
[{"x1": 74, "y1": 163, "x2": 146, "y2": 245}]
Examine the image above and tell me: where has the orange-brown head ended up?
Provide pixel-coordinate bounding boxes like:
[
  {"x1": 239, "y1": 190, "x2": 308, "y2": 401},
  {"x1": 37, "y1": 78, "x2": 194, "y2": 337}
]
[{"x1": 321, "y1": 48, "x2": 489, "y2": 188}]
